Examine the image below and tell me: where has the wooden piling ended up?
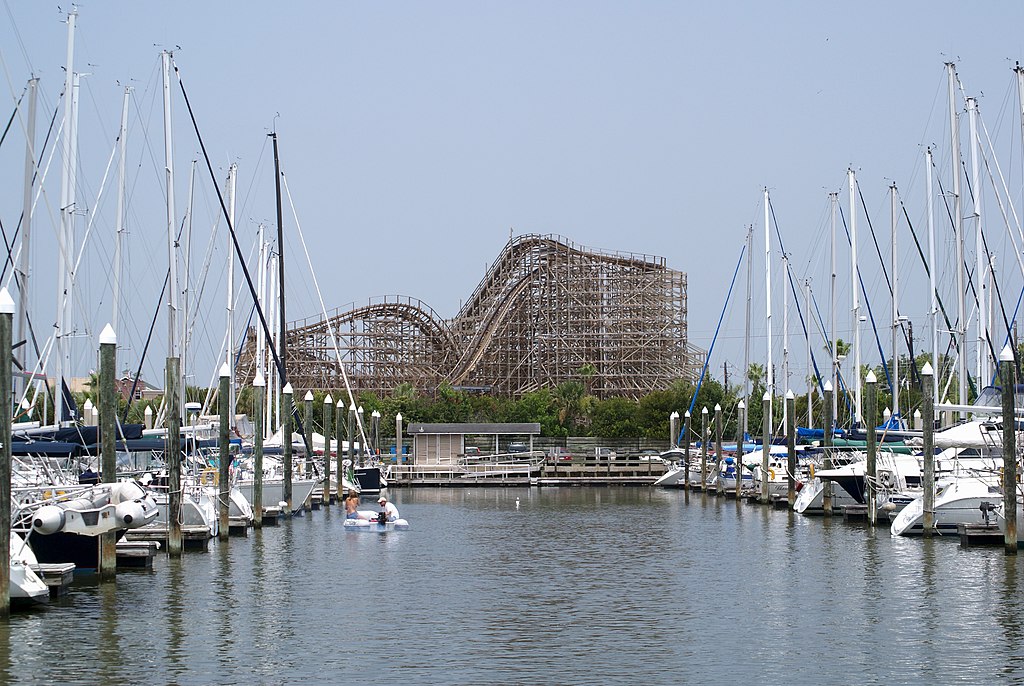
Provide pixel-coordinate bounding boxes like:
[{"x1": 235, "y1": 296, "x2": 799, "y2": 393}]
[
  {"x1": 921, "y1": 364, "x2": 935, "y2": 537},
  {"x1": 252, "y1": 373, "x2": 265, "y2": 529},
  {"x1": 1000, "y1": 347, "x2": 1017, "y2": 554},
  {"x1": 167, "y1": 356, "x2": 182, "y2": 556},
  {"x1": 700, "y1": 407, "x2": 708, "y2": 492},
  {"x1": 786, "y1": 391, "x2": 796, "y2": 507},
  {"x1": 682, "y1": 411, "x2": 690, "y2": 500},
  {"x1": 218, "y1": 364, "x2": 230, "y2": 541},
  {"x1": 761, "y1": 392, "x2": 770, "y2": 504},
  {"x1": 0, "y1": 289, "x2": 14, "y2": 617},
  {"x1": 282, "y1": 383, "x2": 294, "y2": 512},
  {"x1": 323, "y1": 394, "x2": 333, "y2": 505},
  {"x1": 865, "y1": 371, "x2": 878, "y2": 526},
  {"x1": 98, "y1": 324, "x2": 117, "y2": 579},
  {"x1": 304, "y1": 391, "x2": 314, "y2": 481},
  {"x1": 714, "y1": 404, "x2": 723, "y2": 494},
  {"x1": 735, "y1": 401, "x2": 745, "y2": 499},
  {"x1": 822, "y1": 382, "x2": 834, "y2": 516}
]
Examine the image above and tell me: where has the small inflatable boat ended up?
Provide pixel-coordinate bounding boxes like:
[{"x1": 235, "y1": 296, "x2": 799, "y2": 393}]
[{"x1": 344, "y1": 511, "x2": 409, "y2": 532}]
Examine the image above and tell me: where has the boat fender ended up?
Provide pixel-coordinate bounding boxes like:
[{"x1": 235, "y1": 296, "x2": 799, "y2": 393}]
[
  {"x1": 32, "y1": 505, "x2": 66, "y2": 535},
  {"x1": 768, "y1": 469, "x2": 776, "y2": 480}
]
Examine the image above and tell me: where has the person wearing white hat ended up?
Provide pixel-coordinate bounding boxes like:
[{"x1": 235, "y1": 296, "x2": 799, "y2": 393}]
[{"x1": 377, "y1": 495, "x2": 399, "y2": 522}]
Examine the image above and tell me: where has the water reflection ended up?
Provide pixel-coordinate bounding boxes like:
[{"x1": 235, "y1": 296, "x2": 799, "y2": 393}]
[{"x1": 3, "y1": 488, "x2": 1024, "y2": 683}]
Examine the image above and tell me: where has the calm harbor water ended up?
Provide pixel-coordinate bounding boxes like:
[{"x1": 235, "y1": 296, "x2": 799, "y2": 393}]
[{"x1": 2, "y1": 486, "x2": 1023, "y2": 685}]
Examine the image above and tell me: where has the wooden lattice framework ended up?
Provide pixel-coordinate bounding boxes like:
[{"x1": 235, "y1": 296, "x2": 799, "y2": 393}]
[{"x1": 236, "y1": 234, "x2": 705, "y2": 399}]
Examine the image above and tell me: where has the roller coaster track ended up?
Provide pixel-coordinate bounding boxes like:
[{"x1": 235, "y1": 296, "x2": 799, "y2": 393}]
[{"x1": 240, "y1": 234, "x2": 700, "y2": 398}]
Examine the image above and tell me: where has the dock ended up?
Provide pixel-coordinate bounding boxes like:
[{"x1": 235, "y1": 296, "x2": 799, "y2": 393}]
[
  {"x1": 30, "y1": 563, "x2": 75, "y2": 597},
  {"x1": 958, "y1": 523, "x2": 1004, "y2": 547},
  {"x1": 124, "y1": 525, "x2": 213, "y2": 551},
  {"x1": 116, "y1": 540, "x2": 159, "y2": 570}
]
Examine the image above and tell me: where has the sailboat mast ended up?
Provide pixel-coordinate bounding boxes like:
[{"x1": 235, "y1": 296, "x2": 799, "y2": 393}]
[
  {"x1": 162, "y1": 51, "x2": 179, "y2": 363},
  {"x1": 890, "y1": 183, "x2": 900, "y2": 420},
  {"x1": 967, "y1": 96, "x2": 987, "y2": 384},
  {"x1": 926, "y1": 148, "x2": 939, "y2": 404},
  {"x1": 112, "y1": 87, "x2": 129, "y2": 333},
  {"x1": 805, "y1": 279, "x2": 812, "y2": 427},
  {"x1": 829, "y1": 191, "x2": 838, "y2": 426},
  {"x1": 56, "y1": 10, "x2": 77, "y2": 425},
  {"x1": 782, "y1": 249, "x2": 790, "y2": 429},
  {"x1": 764, "y1": 188, "x2": 773, "y2": 436},
  {"x1": 849, "y1": 168, "x2": 862, "y2": 426},
  {"x1": 16, "y1": 77, "x2": 38, "y2": 399},
  {"x1": 947, "y1": 62, "x2": 967, "y2": 413},
  {"x1": 743, "y1": 224, "x2": 752, "y2": 436},
  {"x1": 271, "y1": 133, "x2": 287, "y2": 392},
  {"x1": 225, "y1": 163, "x2": 237, "y2": 432}
]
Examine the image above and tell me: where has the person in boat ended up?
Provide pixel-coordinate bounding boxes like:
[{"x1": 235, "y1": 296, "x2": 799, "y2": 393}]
[
  {"x1": 344, "y1": 493, "x2": 359, "y2": 519},
  {"x1": 377, "y1": 496, "x2": 399, "y2": 522}
]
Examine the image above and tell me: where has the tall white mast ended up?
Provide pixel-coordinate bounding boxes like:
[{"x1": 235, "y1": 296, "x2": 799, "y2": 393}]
[
  {"x1": 782, "y1": 248, "x2": 790, "y2": 431},
  {"x1": 16, "y1": 77, "x2": 38, "y2": 399},
  {"x1": 829, "y1": 191, "x2": 838, "y2": 426},
  {"x1": 162, "y1": 50, "x2": 180, "y2": 429},
  {"x1": 849, "y1": 168, "x2": 862, "y2": 426},
  {"x1": 967, "y1": 96, "x2": 988, "y2": 385},
  {"x1": 181, "y1": 160, "x2": 196, "y2": 410},
  {"x1": 256, "y1": 224, "x2": 267, "y2": 434},
  {"x1": 112, "y1": 87, "x2": 130, "y2": 333},
  {"x1": 764, "y1": 187, "x2": 773, "y2": 436},
  {"x1": 225, "y1": 163, "x2": 237, "y2": 432},
  {"x1": 743, "y1": 224, "x2": 753, "y2": 436},
  {"x1": 890, "y1": 183, "x2": 900, "y2": 421},
  {"x1": 805, "y1": 279, "x2": 812, "y2": 427},
  {"x1": 947, "y1": 62, "x2": 967, "y2": 413},
  {"x1": 926, "y1": 148, "x2": 939, "y2": 404},
  {"x1": 56, "y1": 11, "x2": 77, "y2": 425}
]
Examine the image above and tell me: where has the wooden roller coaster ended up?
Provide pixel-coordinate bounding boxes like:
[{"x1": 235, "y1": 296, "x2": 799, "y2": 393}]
[{"x1": 235, "y1": 234, "x2": 705, "y2": 399}]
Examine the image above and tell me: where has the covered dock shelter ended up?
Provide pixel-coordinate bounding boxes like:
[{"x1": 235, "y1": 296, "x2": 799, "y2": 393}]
[{"x1": 405, "y1": 422, "x2": 541, "y2": 465}]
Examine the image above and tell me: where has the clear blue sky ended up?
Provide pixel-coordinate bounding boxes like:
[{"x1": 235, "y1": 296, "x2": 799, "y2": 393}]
[{"x1": 2, "y1": 1, "x2": 1024, "y2": 396}]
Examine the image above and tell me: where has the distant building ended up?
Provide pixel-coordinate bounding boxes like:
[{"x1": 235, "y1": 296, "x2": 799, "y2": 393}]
[{"x1": 114, "y1": 370, "x2": 162, "y2": 403}]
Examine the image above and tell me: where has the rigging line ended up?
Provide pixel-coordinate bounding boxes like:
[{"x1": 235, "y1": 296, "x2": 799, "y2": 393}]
[
  {"x1": 281, "y1": 172, "x2": 371, "y2": 448},
  {"x1": 678, "y1": 242, "x2": 745, "y2": 444},
  {"x1": 925, "y1": 170, "x2": 978, "y2": 398},
  {"x1": 957, "y1": 162, "x2": 1001, "y2": 380},
  {"x1": 836, "y1": 203, "x2": 893, "y2": 391},
  {"x1": 172, "y1": 62, "x2": 286, "y2": 391},
  {"x1": 767, "y1": 198, "x2": 826, "y2": 398},
  {"x1": 0, "y1": 85, "x2": 25, "y2": 150},
  {"x1": 809, "y1": 286, "x2": 856, "y2": 425}
]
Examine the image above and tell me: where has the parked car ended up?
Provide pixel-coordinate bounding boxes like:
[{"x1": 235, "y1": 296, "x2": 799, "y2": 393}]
[
  {"x1": 508, "y1": 442, "x2": 530, "y2": 454},
  {"x1": 595, "y1": 447, "x2": 618, "y2": 460},
  {"x1": 546, "y1": 447, "x2": 573, "y2": 463},
  {"x1": 464, "y1": 446, "x2": 482, "y2": 457}
]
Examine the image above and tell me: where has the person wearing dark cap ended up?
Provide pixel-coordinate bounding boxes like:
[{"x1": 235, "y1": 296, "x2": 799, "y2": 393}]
[{"x1": 377, "y1": 495, "x2": 399, "y2": 522}]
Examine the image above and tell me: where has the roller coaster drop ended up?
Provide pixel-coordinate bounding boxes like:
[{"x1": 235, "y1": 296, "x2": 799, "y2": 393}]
[{"x1": 236, "y1": 234, "x2": 704, "y2": 400}]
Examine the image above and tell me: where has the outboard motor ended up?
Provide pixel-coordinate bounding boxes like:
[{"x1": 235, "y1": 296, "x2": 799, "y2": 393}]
[
  {"x1": 376, "y1": 511, "x2": 388, "y2": 524},
  {"x1": 980, "y1": 501, "x2": 996, "y2": 526}
]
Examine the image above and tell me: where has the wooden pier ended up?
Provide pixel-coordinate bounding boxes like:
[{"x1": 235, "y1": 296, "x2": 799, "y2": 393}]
[
  {"x1": 116, "y1": 541, "x2": 159, "y2": 570},
  {"x1": 958, "y1": 523, "x2": 1004, "y2": 547},
  {"x1": 30, "y1": 563, "x2": 75, "y2": 597},
  {"x1": 124, "y1": 525, "x2": 213, "y2": 551}
]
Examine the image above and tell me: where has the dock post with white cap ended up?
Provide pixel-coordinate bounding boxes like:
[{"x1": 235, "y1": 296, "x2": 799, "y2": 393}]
[
  {"x1": 218, "y1": 363, "x2": 230, "y2": 540},
  {"x1": 786, "y1": 390, "x2": 796, "y2": 507},
  {"x1": 252, "y1": 372, "x2": 265, "y2": 528},
  {"x1": 865, "y1": 370, "x2": 878, "y2": 526},
  {"x1": 282, "y1": 383, "x2": 294, "y2": 513},
  {"x1": 1000, "y1": 346, "x2": 1017, "y2": 554},
  {"x1": 98, "y1": 323, "x2": 117, "y2": 578},
  {"x1": 323, "y1": 394, "x2": 333, "y2": 504},
  {"x1": 0, "y1": 289, "x2": 12, "y2": 616},
  {"x1": 921, "y1": 363, "x2": 935, "y2": 536},
  {"x1": 823, "y1": 381, "x2": 834, "y2": 516}
]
